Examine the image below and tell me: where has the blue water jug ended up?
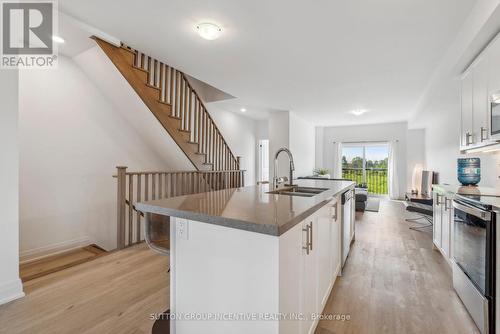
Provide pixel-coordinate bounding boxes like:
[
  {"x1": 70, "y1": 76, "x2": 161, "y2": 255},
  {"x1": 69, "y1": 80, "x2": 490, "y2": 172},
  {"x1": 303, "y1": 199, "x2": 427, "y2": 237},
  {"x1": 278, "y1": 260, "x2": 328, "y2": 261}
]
[{"x1": 457, "y1": 158, "x2": 480, "y2": 186}]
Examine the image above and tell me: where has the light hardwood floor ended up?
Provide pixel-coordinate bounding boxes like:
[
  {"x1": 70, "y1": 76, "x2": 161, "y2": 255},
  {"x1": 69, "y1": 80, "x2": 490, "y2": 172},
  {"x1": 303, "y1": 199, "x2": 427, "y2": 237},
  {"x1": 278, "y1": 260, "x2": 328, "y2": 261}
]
[
  {"x1": 0, "y1": 244, "x2": 169, "y2": 334},
  {"x1": 316, "y1": 200, "x2": 479, "y2": 334},
  {"x1": 0, "y1": 200, "x2": 478, "y2": 334}
]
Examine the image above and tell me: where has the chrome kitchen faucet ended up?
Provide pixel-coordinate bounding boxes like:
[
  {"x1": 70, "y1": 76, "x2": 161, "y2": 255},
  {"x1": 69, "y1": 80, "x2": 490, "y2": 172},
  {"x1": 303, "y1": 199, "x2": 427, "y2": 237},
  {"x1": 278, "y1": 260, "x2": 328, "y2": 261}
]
[{"x1": 273, "y1": 148, "x2": 295, "y2": 189}]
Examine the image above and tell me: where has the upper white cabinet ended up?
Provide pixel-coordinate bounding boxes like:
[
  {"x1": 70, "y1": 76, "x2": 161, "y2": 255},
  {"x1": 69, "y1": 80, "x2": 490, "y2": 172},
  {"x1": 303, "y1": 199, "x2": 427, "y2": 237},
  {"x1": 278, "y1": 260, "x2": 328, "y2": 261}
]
[
  {"x1": 461, "y1": 70, "x2": 473, "y2": 148},
  {"x1": 472, "y1": 55, "x2": 489, "y2": 143},
  {"x1": 488, "y1": 36, "x2": 500, "y2": 95},
  {"x1": 460, "y1": 33, "x2": 500, "y2": 151}
]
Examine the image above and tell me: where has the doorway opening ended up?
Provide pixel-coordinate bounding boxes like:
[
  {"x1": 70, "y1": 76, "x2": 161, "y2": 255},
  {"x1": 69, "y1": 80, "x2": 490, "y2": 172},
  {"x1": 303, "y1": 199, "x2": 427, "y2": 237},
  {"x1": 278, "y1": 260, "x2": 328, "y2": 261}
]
[{"x1": 258, "y1": 139, "x2": 269, "y2": 183}]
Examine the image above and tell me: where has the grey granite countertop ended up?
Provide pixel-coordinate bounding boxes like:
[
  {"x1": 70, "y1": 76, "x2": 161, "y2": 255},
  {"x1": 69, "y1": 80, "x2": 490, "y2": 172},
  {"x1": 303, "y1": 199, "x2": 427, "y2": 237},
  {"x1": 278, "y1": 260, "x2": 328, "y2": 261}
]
[
  {"x1": 433, "y1": 184, "x2": 500, "y2": 209},
  {"x1": 136, "y1": 179, "x2": 355, "y2": 236}
]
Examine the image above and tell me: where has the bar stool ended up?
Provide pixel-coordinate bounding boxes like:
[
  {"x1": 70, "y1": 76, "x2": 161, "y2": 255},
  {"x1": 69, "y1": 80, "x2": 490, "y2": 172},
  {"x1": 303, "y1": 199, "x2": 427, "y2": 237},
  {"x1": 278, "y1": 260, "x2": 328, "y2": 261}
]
[{"x1": 144, "y1": 213, "x2": 170, "y2": 334}]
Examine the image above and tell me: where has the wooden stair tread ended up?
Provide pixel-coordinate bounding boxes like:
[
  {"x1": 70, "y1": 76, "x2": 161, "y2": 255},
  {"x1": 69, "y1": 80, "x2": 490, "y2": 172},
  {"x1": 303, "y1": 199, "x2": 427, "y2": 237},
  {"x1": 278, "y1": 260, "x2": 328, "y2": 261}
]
[
  {"x1": 146, "y1": 83, "x2": 160, "y2": 91},
  {"x1": 131, "y1": 65, "x2": 148, "y2": 73},
  {"x1": 178, "y1": 129, "x2": 191, "y2": 133},
  {"x1": 157, "y1": 100, "x2": 171, "y2": 106}
]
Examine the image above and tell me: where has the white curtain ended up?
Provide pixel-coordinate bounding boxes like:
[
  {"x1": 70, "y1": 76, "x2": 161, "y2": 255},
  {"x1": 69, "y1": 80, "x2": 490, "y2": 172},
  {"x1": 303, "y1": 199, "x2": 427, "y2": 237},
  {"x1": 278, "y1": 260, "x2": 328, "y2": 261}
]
[
  {"x1": 333, "y1": 142, "x2": 343, "y2": 179},
  {"x1": 388, "y1": 140, "x2": 400, "y2": 200}
]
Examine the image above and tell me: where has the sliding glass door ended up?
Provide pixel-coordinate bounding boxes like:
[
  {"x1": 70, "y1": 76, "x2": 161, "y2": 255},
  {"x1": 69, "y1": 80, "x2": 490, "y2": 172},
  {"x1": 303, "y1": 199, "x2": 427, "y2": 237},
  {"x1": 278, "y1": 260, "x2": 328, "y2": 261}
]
[{"x1": 342, "y1": 143, "x2": 389, "y2": 195}]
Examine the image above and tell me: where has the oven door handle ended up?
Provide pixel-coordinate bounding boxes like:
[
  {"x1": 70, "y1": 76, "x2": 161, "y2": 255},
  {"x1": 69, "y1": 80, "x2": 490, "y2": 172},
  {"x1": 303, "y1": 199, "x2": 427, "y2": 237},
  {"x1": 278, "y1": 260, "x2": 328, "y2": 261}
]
[{"x1": 453, "y1": 200, "x2": 491, "y2": 221}]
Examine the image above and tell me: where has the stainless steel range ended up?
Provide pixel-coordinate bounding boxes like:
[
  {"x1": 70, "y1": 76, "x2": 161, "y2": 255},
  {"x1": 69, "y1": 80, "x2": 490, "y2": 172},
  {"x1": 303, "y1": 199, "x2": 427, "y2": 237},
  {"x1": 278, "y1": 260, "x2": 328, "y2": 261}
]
[{"x1": 453, "y1": 194, "x2": 496, "y2": 334}]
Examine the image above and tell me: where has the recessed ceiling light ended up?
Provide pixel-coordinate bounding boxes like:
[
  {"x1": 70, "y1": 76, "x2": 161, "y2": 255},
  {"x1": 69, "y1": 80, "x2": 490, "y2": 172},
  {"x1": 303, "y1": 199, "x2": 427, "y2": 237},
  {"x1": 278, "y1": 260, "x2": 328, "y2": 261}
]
[
  {"x1": 196, "y1": 23, "x2": 222, "y2": 40},
  {"x1": 349, "y1": 109, "x2": 369, "y2": 116},
  {"x1": 240, "y1": 108, "x2": 246, "y2": 112},
  {"x1": 52, "y1": 35, "x2": 65, "y2": 44}
]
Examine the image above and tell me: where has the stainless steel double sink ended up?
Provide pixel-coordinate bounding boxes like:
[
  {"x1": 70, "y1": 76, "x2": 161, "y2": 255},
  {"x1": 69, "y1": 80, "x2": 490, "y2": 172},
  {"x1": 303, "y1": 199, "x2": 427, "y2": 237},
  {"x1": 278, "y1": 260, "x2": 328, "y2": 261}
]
[{"x1": 267, "y1": 186, "x2": 328, "y2": 197}]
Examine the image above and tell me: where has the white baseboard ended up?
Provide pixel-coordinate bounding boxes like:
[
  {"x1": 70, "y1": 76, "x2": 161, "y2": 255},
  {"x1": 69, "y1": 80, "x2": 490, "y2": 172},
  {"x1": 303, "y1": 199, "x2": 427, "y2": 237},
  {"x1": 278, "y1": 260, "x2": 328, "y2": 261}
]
[
  {"x1": 0, "y1": 279, "x2": 24, "y2": 306},
  {"x1": 20, "y1": 236, "x2": 93, "y2": 264}
]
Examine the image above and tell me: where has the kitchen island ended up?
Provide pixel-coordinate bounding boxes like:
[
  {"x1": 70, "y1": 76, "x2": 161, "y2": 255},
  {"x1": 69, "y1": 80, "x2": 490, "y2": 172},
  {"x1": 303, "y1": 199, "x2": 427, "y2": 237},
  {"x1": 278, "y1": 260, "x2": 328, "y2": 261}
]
[{"x1": 137, "y1": 179, "x2": 355, "y2": 334}]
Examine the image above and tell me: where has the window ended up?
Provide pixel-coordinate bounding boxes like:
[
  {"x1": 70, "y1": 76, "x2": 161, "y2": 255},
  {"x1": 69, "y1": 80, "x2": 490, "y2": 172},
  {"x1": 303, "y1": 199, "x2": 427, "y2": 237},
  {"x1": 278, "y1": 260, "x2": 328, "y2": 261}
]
[{"x1": 342, "y1": 144, "x2": 388, "y2": 194}]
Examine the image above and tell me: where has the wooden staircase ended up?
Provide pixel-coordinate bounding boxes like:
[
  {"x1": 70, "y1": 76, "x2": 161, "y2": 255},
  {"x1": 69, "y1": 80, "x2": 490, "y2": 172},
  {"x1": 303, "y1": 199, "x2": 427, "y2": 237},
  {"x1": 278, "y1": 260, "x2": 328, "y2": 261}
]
[{"x1": 93, "y1": 37, "x2": 240, "y2": 172}]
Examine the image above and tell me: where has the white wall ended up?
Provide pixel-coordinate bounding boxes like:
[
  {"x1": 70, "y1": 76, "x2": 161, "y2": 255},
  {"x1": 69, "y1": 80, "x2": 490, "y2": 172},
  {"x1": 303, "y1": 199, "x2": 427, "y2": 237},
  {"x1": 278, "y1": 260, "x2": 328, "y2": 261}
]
[
  {"x1": 0, "y1": 70, "x2": 24, "y2": 305},
  {"x1": 267, "y1": 111, "x2": 317, "y2": 183},
  {"x1": 206, "y1": 105, "x2": 261, "y2": 186},
  {"x1": 315, "y1": 126, "x2": 325, "y2": 169},
  {"x1": 268, "y1": 112, "x2": 291, "y2": 181},
  {"x1": 407, "y1": 129, "x2": 426, "y2": 189},
  {"x1": 317, "y1": 122, "x2": 425, "y2": 196},
  {"x1": 410, "y1": 0, "x2": 500, "y2": 188},
  {"x1": 19, "y1": 54, "x2": 185, "y2": 254},
  {"x1": 289, "y1": 112, "x2": 316, "y2": 177}
]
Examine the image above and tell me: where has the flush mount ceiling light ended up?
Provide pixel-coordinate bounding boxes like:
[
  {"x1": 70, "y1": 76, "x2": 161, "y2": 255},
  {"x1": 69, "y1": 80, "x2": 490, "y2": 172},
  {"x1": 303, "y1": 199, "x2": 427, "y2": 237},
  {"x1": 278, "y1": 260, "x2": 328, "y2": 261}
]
[
  {"x1": 196, "y1": 22, "x2": 222, "y2": 40},
  {"x1": 349, "y1": 109, "x2": 369, "y2": 116},
  {"x1": 52, "y1": 35, "x2": 65, "y2": 44},
  {"x1": 240, "y1": 108, "x2": 247, "y2": 112}
]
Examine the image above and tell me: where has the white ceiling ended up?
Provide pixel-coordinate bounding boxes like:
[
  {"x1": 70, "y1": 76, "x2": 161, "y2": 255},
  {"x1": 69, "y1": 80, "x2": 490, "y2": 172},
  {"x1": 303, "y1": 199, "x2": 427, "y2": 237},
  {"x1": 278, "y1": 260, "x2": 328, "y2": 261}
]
[{"x1": 59, "y1": 0, "x2": 477, "y2": 126}]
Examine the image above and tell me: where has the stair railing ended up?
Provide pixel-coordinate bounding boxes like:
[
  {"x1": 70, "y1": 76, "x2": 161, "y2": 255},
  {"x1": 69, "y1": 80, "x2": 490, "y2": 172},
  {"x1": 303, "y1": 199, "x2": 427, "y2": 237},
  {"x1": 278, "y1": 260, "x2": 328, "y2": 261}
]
[
  {"x1": 122, "y1": 43, "x2": 240, "y2": 171},
  {"x1": 114, "y1": 166, "x2": 245, "y2": 249}
]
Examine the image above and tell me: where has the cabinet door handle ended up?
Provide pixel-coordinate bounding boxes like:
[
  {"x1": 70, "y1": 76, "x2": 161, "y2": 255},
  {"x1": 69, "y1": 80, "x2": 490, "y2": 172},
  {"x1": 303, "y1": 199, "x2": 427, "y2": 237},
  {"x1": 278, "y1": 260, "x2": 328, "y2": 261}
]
[
  {"x1": 302, "y1": 225, "x2": 310, "y2": 255},
  {"x1": 308, "y1": 222, "x2": 313, "y2": 252},
  {"x1": 332, "y1": 204, "x2": 338, "y2": 221},
  {"x1": 436, "y1": 194, "x2": 442, "y2": 205},
  {"x1": 481, "y1": 127, "x2": 488, "y2": 142},
  {"x1": 465, "y1": 132, "x2": 473, "y2": 146},
  {"x1": 445, "y1": 198, "x2": 452, "y2": 211}
]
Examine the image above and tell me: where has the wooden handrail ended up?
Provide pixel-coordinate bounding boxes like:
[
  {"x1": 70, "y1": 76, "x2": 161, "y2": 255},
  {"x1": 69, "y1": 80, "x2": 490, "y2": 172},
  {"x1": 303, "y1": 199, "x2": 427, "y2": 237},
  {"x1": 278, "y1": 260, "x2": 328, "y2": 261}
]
[
  {"x1": 112, "y1": 169, "x2": 244, "y2": 177},
  {"x1": 115, "y1": 166, "x2": 246, "y2": 249}
]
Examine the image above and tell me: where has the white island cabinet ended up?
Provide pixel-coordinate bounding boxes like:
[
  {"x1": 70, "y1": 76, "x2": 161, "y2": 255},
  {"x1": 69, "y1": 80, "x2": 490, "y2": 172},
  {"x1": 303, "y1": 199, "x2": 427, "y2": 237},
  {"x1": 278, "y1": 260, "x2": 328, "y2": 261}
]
[{"x1": 169, "y1": 197, "x2": 342, "y2": 334}]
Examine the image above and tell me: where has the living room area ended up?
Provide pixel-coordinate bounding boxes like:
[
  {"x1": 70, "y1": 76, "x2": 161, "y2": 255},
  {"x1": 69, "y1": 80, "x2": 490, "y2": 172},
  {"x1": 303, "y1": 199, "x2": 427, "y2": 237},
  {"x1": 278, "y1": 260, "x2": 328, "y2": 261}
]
[{"x1": 314, "y1": 121, "x2": 426, "y2": 213}]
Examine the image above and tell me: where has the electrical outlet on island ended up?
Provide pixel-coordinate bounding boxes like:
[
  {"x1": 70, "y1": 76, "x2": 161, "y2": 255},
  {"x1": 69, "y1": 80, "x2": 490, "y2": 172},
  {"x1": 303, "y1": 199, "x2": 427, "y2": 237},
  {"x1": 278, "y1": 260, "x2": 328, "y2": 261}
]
[{"x1": 177, "y1": 219, "x2": 189, "y2": 240}]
